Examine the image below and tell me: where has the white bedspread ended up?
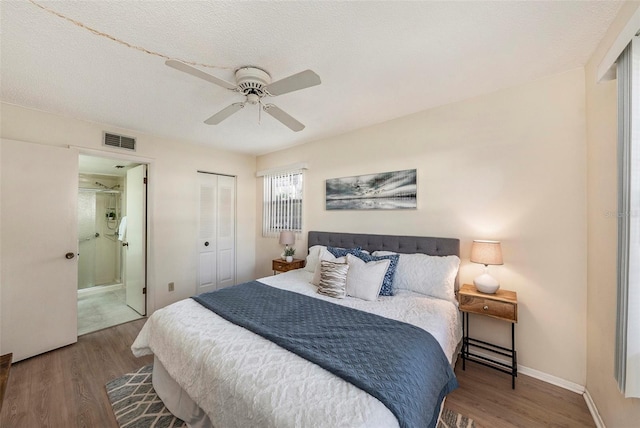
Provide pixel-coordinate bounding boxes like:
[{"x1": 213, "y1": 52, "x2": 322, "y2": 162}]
[{"x1": 132, "y1": 270, "x2": 461, "y2": 428}]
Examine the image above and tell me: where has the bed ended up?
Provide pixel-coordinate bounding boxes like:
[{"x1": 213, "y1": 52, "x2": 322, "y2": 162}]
[{"x1": 132, "y1": 231, "x2": 462, "y2": 428}]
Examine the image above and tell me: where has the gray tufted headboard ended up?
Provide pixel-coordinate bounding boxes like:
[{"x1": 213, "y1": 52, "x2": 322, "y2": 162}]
[
  {"x1": 308, "y1": 231, "x2": 459, "y2": 257},
  {"x1": 308, "y1": 231, "x2": 460, "y2": 288}
]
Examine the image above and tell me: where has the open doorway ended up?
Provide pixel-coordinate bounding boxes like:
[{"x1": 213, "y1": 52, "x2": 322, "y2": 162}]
[{"x1": 77, "y1": 154, "x2": 147, "y2": 335}]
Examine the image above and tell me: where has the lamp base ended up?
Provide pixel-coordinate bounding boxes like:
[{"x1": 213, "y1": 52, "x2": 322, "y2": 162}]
[{"x1": 473, "y1": 273, "x2": 500, "y2": 294}]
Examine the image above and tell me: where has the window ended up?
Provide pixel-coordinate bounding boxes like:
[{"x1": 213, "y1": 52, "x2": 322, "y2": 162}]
[
  {"x1": 262, "y1": 168, "x2": 303, "y2": 237},
  {"x1": 615, "y1": 36, "x2": 640, "y2": 398}
]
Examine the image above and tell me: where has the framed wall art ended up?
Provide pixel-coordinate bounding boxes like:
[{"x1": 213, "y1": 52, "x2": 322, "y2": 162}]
[{"x1": 325, "y1": 169, "x2": 417, "y2": 210}]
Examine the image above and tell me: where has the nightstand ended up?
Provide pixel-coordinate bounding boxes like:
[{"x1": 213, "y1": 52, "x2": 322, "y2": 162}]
[
  {"x1": 272, "y1": 258, "x2": 305, "y2": 275},
  {"x1": 458, "y1": 283, "x2": 518, "y2": 388}
]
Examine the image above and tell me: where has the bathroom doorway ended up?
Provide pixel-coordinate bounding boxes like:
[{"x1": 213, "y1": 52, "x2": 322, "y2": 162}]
[{"x1": 77, "y1": 154, "x2": 146, "y2": 335}]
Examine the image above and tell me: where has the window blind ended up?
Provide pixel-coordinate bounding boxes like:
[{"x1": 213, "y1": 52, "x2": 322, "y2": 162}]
[{"x1": 262, "y1": 169, "x2": 303, "y2": 238}]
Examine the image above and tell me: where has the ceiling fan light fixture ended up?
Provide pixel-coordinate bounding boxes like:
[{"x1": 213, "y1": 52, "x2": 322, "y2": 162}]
[
  {"x1": 246, "y1": 93, "x2": 260, "y2": 105},
  {"x1": 165, "y1": 60, "x2": 320, "y2": 132}
]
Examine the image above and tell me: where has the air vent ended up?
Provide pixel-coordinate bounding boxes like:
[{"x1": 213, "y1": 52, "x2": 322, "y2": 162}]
[{"x1": 103, "y1": 132, "x2": 136, "y2": 151}]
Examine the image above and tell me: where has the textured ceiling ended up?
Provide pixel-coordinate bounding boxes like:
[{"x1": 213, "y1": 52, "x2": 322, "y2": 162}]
[{"x1": 1, "y1": 1, "x2": 623, "y2": 155}]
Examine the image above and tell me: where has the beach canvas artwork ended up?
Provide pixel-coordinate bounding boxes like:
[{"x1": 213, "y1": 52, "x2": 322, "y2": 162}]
[{"x1": 325, "y1": 169, "x2": 417, "y2": 210}]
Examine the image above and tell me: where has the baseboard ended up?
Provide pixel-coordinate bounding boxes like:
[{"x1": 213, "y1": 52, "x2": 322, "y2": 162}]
[
  {"x1": 583, "y1": 389, "x2": 606, "y2": 428},
  {"x1": 470, "y1": 350, "x2": 584, "y2": 393},
  {"x1": 77, "y1": 283, "x2": 124, "y2": 296},
  {"x1": 518, "y1": 365, "x2": 585, "y2": 394}
]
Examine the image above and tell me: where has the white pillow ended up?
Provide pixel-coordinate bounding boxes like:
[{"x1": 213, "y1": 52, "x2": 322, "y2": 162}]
[
  {"x1": 345, "y1": 254, "x2": 390, "y2": 301},
  {"x1": 304, "y1": 245, "x2": 326, "y2": 272},
  {"x1": 311, "y1": 248, "x2": 346, "y2": 285},
  {"x1": 371, "y1": 251, "x2": 397, "y2": 256},
  {"x1": 372, "y1": 251, "x2": 460, "y2": 301}
]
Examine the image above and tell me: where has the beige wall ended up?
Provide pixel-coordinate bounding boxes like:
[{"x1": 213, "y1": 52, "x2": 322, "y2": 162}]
[
  {"x1": 585, "y1": 1, "x2": 640, "y2": 426},
  {"x1": 0, "y1": 102, "x2": 257, "y2": 312},
  {"x1": 257, "y1": 69, "x2": 588, "y2": 384}
]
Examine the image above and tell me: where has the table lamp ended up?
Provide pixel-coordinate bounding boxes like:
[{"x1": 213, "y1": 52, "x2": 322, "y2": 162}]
[
  {"x1": 279, "y1": 230, "x2": 295, "y2": 259},
  {"x1": 470, "y1": 240, "x2": 503, "y2": 293}
]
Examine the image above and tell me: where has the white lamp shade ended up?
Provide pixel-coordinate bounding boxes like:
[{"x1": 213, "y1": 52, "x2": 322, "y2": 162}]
[
  {"x1": 279, "y1": 230, "x2": 295, "y2": 246},
  {"x1": 470, "y1": 240, "x2": 503, "y2": 266}
]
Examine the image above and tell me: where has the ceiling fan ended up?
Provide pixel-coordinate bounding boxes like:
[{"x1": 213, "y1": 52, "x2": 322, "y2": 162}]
[{"x1": 166, "y1": 60, "x2": 321, "y2": 132}]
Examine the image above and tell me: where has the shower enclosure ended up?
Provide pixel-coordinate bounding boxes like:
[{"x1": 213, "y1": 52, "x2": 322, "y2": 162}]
[{"x1": 77, "y1": 175, "x2": 124, "y2": 291}]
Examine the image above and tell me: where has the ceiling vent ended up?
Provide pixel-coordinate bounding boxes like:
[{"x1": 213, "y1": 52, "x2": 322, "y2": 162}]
[{"x1": 103, "y1": 132, "x2": 136, "y2": 151}]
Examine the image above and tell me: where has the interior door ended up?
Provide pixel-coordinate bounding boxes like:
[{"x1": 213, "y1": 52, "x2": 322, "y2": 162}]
[
  {"x1": 124, "y1": 164, "x2": 146, "y2": 315},
  {"x1": 216, "y1": 175, "x2": 236, "y2": 289},
  {"x1": 197, "y1": 172, "x2": 217, "y2": 294},
  {"x1": 0, "y1": 139, "x2": 79, "y2": 362}
]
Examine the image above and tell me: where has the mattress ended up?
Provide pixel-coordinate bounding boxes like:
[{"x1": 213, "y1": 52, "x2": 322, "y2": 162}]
[{"x1": 132, "y1": 269, "x2": 462, "y2": 428}]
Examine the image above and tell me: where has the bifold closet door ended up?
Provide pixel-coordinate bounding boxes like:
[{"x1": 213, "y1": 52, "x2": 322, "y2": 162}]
[{"x1": 197, "y1": 173, "x2": 235, "y2": 294}]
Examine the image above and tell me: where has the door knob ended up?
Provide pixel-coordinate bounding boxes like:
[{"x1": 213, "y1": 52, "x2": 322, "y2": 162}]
[
  {"x1": 204, "y1": 241, "x2": 210, "y2": 247},
  {"x1": 65, "y1": 252, "x2": 75, "y2": 259},
  {"x1": 122, "y1": 242, "x2": 129, "y2": 247}
]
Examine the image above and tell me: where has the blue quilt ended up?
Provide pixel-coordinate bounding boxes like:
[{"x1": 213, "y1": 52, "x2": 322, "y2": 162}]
[{"x1": 192, "y1": 281, "x2": 458, "y2": 428}]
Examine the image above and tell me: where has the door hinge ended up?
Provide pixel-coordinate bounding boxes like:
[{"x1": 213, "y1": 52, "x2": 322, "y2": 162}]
[
  {"x1": 142, "y1": 287, "x2": 147, "y2": 294},
  {"x1": 143, "y1": 177, "x2": 147, "y2": 184}
]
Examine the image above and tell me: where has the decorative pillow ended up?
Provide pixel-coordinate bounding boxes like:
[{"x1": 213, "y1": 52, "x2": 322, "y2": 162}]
[
  {"x1": 311, "y1": 248, "x2": 346, "y2": 285},
  {"x1": 345, "y1": 254, "x2": 390, "y2": 301},
  {"x1": 372, "y1": 251, "x2": 396, "y2": 256},
  {"x1": 304, "y1": 245, "x2": 326, "y2": 272},
  {"x1": 372, "y1": 251, "x2": 460, "y2": 301},
  {"x1": 352, "y1": 251, "x2": 399, "y2": 296},
  {"x1": 326, "y1": 246, "x2": 362, "y2": 258},
  {"x1": 317, "y1": 260, "x2": 349, "y2": 299}
]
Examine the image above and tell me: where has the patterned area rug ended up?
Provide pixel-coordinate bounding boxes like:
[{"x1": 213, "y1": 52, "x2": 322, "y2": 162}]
[
  {"x1": 106, "y1": 365, "x2": 475, "y2": 428},
  {"x1": 438, "y1": 407, "x2": 476, "y2": 428},
  {"x1": 105, "y1": 365, "x2": 185, "y2": 428}
]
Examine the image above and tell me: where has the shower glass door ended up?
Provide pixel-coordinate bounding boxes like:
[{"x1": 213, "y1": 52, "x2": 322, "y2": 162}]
[{"x1": 77, "y1": 190, "x2": 96, "y2": 289}]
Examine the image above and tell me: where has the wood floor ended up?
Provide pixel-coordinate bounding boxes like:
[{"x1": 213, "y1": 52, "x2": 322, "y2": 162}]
[
  {"x1": 0, "y1": 318, "x2": 595, "y2": 428},
  {"x1": 0, "y1": 319, "x2": 153, "y2": 428},
  {"x1": 446, "y1": 361, "x2": 595, "y2": 427}
]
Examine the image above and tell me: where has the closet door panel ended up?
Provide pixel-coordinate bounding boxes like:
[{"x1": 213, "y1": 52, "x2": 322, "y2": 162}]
[
  {"x1": 197, "y1": 174, "x2": 217, "y2": 294},
  {"x1": 216, "y1": 175, "x2": 236, "y2": 289}
]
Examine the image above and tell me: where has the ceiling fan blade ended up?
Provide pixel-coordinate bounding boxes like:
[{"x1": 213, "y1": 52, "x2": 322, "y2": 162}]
[
  {"x1": 264, "y1": 70, "x2": 321, "y2": 96},
  {"x1": 204, "y1": 103, "x2": 245, "y2": 125},
  {"x1": 263, "y1": 104, "x2": 305, "y2": 132},
  {"x1": 166, "y1": 59, "x2": 237, "y2": 90}
]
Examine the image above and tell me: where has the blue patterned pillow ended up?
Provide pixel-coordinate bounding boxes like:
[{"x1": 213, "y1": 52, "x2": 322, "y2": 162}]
[
  {"x1": 327, "y1": 246, "x2": 362, "y2": 258},
  {"x1": 352, "y1": 251, "x2": 400, "y2": 296}
]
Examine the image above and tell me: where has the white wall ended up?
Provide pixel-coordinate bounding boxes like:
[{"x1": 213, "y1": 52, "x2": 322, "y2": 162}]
[
  {"x1": 0, "y1": 102, "x2": 257, "y2": 313},
  {"x1": 256, "y1": 69, "x2": 588, "y2": 385},
  {"x1": 585, "y1": 1, "x2": 640, "y2": 426}
]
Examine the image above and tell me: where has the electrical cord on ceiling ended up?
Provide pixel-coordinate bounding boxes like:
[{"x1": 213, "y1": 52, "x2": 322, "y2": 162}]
[{"x1": 26, "y1": 0, "x2": 232, "y2": 70}]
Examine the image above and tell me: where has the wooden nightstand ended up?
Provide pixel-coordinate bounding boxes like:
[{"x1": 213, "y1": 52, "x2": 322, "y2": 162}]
[
  {"x1": 458, "y1": 283, "x2": 518, "y2": 388},
  {"x1": 272, "y1": 258, "x2": 305, "y2": 275}
]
